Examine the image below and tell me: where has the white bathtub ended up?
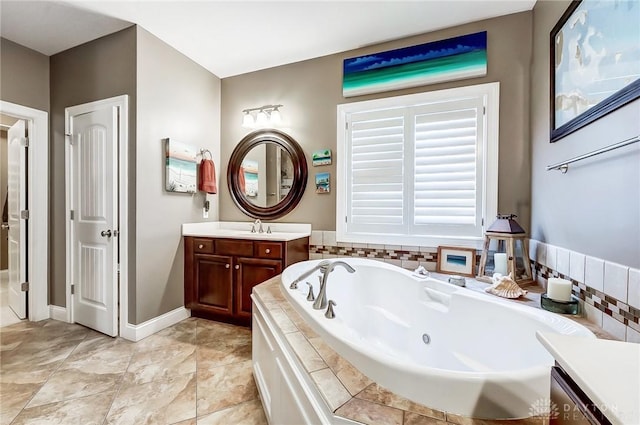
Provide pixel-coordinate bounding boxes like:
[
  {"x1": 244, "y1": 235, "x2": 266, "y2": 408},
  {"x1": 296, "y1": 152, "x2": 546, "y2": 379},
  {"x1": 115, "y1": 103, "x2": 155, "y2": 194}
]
[{"x1": 281, "y1": 258, "x2": 595, "y2": 419}]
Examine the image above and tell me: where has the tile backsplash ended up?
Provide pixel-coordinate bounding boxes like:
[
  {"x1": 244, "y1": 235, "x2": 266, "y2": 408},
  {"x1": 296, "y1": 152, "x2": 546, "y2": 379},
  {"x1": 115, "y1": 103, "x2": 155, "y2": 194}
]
[
  {"x1": 308, "y1": 231, "x2": 640, "y2": 344},
  {"x1": 529, "y1": 239, "x2": 640, "y2": 344},
  {"x1": 309, "y1": 230, "x2": 439, "y2": 272}
]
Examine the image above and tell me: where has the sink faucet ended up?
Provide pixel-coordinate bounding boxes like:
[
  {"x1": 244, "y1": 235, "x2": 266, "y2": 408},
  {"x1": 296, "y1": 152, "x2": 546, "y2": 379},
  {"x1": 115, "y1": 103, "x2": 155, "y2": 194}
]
[
  {"x1": 313, "y1": 261, "x2": 355, "y2": 310},
  {"x1": 289, "y1": 260, "x2": 331, "y2": 289},
  {"x1": 251, "y1": 219, "x2": 264, "y2": 234}
]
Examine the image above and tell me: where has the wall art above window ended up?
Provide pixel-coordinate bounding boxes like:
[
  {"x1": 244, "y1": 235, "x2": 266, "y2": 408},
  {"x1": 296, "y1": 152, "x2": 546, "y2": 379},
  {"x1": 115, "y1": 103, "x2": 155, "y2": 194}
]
[
  {"x1": 550, "y1": 0, "x2": 640, "y2": 142},
  {"x1": 342, "y1": 31, "x2": 487, "y2": 98}
]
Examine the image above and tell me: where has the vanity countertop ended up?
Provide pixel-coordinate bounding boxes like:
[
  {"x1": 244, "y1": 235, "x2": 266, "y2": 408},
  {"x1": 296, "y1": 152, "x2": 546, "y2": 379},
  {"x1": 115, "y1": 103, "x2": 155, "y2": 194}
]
[
  {"x1": 536, "y1": 331, "x2": 640, "y2": 425},
  {"x1": 181, "y1": 221, "x2": 311, "y2": 242}
]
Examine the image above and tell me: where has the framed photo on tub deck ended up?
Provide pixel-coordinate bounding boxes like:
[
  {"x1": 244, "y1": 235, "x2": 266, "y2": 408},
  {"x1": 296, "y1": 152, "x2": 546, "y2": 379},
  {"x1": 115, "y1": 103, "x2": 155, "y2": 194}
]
[{"x1": 436, "y1": 246, "x2": 477, "y2": 277}]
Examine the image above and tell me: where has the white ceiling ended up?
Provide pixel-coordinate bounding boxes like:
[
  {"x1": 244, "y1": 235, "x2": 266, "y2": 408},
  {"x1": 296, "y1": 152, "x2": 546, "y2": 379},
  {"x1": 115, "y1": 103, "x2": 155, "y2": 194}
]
[{"x1": 0, "y1": 0, "x2": 536, "y2": 78}]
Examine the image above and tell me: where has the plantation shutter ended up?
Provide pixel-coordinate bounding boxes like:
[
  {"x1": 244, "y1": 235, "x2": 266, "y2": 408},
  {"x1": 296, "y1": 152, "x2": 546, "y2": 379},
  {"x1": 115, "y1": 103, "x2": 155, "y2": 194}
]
[
  {"x1": 346, "y1": 108, "x2": 406, "y2": 235},
  {"x1": 411, "y1": 98, "x2": 485, "y2": 238},
  {"x1": 341, "y1": 89, "x2": 492, "y2": 242}
]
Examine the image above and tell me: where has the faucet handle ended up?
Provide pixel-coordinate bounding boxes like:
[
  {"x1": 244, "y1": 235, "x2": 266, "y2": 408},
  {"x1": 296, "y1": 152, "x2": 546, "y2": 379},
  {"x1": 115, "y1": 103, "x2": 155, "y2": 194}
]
[
  {"x1": 325, "y1": 300, "x2": 337, "y2": 319},
  {"x1": 250, "y1": 224, "x2": 256, "y2": 233},
  {"x1": 306, "y1": 282, "x2": 315, "y2": 301},
  {"x1": 266, "y1": 225, "x2": 272, "y2": 234}
]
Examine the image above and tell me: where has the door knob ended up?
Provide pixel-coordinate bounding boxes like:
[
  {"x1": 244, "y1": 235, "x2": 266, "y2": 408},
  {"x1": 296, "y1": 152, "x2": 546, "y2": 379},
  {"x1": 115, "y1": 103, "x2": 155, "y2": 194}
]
[
  {"x1": 101, "y1": 230, "x2": 112, "y2": 238},
  {"x1": 1, "y1": 223, "x2": 9, "y2": 230}
]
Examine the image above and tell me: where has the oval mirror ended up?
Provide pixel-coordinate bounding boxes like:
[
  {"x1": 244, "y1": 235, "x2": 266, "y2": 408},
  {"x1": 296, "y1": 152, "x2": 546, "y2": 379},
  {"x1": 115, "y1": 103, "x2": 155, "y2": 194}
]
[{"x1": 227, "y1": 129, "x2": 308, "y2": 220}]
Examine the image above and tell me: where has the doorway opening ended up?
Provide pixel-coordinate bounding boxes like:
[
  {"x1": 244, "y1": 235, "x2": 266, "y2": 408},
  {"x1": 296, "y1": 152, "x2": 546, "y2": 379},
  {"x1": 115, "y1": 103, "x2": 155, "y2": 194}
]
[{"x1": 0, "y1": 101, "x2": 49, "y2": 324}]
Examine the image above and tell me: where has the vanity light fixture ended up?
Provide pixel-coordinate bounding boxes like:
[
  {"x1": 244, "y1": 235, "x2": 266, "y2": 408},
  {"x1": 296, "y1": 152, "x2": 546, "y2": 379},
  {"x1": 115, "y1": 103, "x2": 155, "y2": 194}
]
[{"x1": 241, "y1": 104, "x2": 284, "y2": 128}]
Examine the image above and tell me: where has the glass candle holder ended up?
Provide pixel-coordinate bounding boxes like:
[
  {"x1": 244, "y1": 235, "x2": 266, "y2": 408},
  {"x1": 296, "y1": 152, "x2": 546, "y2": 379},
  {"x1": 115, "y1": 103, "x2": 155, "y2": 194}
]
[{"x1": 541, "y1": 293, "x2": 579, "y2": 315}]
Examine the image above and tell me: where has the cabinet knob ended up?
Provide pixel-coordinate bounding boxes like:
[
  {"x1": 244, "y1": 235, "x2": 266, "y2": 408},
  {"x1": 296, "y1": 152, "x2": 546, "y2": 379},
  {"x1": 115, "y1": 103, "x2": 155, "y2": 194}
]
[
  {"x1": 198, "y1": 244, "x2": 204, "y2": 249},
  {"x1": 235, "y1": 265, "x2": 240, "y2": 270},
  {"x1": 225, "y1": 264, "x2": 230, "y2": 269},
  {"x1": 265, "y1": 248, "x2": 271, "y2": 254}
]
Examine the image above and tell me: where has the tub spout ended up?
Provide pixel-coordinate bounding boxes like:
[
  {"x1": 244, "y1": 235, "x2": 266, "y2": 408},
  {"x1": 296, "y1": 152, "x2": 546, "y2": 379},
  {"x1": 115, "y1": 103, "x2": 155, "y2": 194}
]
[
  {"x1": 289, "y1": 260, "x2": 331, "y2": 289},
  {"x1": 313, "y1": 261, "x2": 355, "y2": 310}
]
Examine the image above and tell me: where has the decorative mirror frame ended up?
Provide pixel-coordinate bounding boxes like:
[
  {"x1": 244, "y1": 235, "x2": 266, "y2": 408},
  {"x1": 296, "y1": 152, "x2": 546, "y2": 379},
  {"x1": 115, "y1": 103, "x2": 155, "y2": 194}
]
[{"x1": 227, "y1": 129, "x2": 308, "y2": 220}]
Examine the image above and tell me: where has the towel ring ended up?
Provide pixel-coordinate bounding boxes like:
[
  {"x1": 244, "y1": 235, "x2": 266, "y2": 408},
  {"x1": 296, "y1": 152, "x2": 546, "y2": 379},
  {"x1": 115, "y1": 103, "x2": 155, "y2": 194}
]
[{"x1": 198, "y1": 149, "x2": 212, "y2": 160}]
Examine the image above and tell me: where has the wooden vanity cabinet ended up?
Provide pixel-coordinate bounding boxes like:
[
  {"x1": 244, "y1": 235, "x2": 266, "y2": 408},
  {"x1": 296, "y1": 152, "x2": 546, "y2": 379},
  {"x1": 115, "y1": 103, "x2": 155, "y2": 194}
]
[{"x1": 184, "y1": 236, "x2": 308, "y2": 326}]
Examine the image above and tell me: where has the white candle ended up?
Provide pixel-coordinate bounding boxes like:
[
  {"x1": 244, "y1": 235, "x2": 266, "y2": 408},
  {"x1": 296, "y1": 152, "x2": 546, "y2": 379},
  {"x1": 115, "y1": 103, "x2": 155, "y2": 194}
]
[
  {"x1": 494, "y1": 253, "x2": 507, "y2": 275},
  {"x1": 547, "y1": 278, "x2": 573, "y2": 302}
]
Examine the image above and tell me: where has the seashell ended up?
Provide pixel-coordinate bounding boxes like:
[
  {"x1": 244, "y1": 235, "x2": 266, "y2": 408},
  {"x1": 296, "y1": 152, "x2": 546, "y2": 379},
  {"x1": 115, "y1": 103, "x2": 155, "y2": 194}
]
[{"x1": 485, "y1": 273, "x2": 528, "y2": 299}]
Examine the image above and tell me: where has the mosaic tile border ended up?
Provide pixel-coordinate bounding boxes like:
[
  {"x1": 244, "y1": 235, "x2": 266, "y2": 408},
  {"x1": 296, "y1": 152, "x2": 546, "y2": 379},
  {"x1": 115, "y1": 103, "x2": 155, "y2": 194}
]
[
  {"x1": 309, "y1": 244, "x2": 439, "y2": 264},
  {"x1": 531, "y1": 261, "x2": 640, "y2": 333}
]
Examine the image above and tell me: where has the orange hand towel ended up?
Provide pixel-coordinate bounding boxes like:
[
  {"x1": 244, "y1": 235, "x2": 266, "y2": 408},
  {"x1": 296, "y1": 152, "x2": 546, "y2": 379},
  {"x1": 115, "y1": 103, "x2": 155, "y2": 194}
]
[{"x1": 199, "y1": 159, "x2": 217, "y2": 194}]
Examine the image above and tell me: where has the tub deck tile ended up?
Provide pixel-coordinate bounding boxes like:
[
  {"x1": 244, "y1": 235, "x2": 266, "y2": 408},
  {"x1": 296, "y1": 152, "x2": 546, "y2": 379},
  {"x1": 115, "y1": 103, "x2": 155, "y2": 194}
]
[
  {"x1": 335, "y1": 397, "x2": 403, "y2": 425},
  {"x1": 306, "y1": 336, "x2": 373, "y2": 395},
  {"x1": 284, "y1": 332, "x2": 327, "y2": 373},
  {"x1": 356, "y1": 383, "x2": 446, "y2": 421},
  {"x1": 268, "y1": 307, "x2": 298, "y2": 334},
  {"x1": 404, "y1": 411, "x2": 448, "y2": 425},
  {"x1": 279, "y1": 299, "x2": 320, "y2": 339},
  {"x1": 309, "y1": 368, "x2": 352, "y2": 411}
]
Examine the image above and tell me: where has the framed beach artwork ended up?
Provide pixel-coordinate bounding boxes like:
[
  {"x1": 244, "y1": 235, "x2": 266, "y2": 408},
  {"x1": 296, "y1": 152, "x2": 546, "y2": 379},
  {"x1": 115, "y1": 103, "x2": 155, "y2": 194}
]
[
  {"x1": 436, "y1": 246, "x2": 476, "y2": 277},
  {"x1": 550, "y1": 0, "x2": 640, "y2": 142},
  {"x1": 241, "y1": 159, "x2": 259, "y2": 198},
  {"x1": 315, "y1": 172, "x2": 330, "y2": 194},
  {"x1": 312, "y1": 149, "x2": 332, "y2": 166},
  {"x1": 343, "y1": 31, "x2": 487, "y2": 97},
  {"x1": 165, "y1": 139, "x2": 197, "y2": 193}
]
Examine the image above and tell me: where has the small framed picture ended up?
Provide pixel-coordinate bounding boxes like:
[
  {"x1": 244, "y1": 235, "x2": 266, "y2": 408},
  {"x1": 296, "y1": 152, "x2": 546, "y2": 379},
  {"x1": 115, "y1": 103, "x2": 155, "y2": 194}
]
[
  {"x1": 312, "y1": 149, "x2": 332, "y2": 166},
  {"x1": 315, "y1": 172, "x2": 330, "y2": 194},
  {"x1": 436, "y1": 246, "x2": 477, "y2": 277}
]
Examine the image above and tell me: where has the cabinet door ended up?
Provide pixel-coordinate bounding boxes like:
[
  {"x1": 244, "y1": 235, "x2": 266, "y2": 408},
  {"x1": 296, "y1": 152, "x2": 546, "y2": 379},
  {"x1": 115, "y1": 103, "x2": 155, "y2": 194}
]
[
  {"x1": 236, "y1": 257, "x2": 282, "y2": 318},
  {"x1": 194, "y1": 254, "x2": 234, "y2": 315}
]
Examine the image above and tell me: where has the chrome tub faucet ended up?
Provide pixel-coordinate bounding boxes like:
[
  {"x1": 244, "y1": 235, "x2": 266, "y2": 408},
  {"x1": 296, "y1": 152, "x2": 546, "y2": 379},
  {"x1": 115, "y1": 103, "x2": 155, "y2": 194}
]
[
  {"x1": 313, "y1": 261, "x2": 355, "y2": 310},
  {"x1": 289, "y1": 260, "x2": 331, "y2": 289}
]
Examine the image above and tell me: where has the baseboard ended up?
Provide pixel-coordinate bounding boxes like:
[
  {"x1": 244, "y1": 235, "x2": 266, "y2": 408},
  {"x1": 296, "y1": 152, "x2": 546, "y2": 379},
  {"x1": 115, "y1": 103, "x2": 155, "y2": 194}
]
[
  {"x1": 120, "y1": 306, "x2": 191, "y2": 342},
  {"x1": 49, "y1": 305, "x2": 68, "y2": 322}
]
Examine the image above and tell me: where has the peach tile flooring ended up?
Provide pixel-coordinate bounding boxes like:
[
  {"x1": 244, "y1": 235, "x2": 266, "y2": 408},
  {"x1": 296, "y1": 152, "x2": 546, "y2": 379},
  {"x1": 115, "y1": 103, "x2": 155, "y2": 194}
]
[{"x1": 0, "y1": 318, "x2": 267, "y2": 425}]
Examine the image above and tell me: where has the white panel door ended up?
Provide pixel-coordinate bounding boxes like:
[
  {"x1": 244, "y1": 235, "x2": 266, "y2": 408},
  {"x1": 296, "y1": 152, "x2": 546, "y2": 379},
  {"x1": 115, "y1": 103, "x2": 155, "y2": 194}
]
[
  {"x1": 7, "y1": 119, "x2": 27, "y2": 319},
  {"x1": 69, "y1": 107, "x2": 118, "y2": 336}
]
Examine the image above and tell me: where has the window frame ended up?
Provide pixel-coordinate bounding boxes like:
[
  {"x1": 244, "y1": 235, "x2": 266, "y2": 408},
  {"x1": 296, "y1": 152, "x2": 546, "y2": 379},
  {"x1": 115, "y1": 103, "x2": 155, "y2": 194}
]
[{"x1": 336, "y1": 82, "x2": 500, "y2": 249}]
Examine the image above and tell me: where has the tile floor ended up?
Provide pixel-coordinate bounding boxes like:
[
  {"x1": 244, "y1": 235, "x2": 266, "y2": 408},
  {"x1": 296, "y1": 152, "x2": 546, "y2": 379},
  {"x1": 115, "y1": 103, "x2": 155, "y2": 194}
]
[
  {"x1": 0, "y1": 317, "x2": 267, "y2": 425},
  {"x1": 0, "y1": 272, "x2": 23, "y2": 328}
]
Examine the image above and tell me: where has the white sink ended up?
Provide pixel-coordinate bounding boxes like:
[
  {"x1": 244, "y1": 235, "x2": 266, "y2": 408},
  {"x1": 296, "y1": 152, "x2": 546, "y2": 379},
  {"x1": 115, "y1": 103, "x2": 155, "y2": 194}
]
[{"x1": 181, "y1": 221, "x2": 311, "y2": 242}]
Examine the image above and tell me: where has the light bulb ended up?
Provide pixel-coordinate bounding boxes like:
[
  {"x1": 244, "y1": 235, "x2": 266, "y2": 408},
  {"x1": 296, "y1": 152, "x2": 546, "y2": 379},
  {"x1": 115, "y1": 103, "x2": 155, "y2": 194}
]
[
  {"x1": 242, "y1": 111, "x2": 254, "y2": 128},
  {"x1": 269, "y1": 107, "x2": 281, "y2": 125},
  {"x1": 256, "y1": 110, "x2": 268, "y2": 126}
]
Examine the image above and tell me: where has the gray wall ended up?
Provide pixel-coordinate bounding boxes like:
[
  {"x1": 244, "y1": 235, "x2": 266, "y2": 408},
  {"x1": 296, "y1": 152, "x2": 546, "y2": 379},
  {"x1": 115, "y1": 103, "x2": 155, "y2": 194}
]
[
  {"x1": 220, "y1": 12, "x2": 533, "y2": 233},
  {"x1": 0, "y1": 38, "x2": 50, "y2": 112},
  {"x1": 530, "y1": 1, "x2": 640, "y2": 268},
  {"x1": 134, "y1": 27, "x2": 221, "y2": 324},
  {"x1": 49, "y1": 26, "x2": 137, "y2": 307}
]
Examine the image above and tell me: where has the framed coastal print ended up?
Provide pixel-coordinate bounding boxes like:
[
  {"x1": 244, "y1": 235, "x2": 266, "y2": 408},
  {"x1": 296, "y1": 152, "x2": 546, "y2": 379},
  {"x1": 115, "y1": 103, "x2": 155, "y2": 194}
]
[
  {"x1": 550, "y1": 0, "x2": 640, "y2": 142},
  {"x1": 165, "y1": 139, "x2": 197, "y2": 193},
  {"x1": 436, "y1": 246, "x2": 476, "y2": 277}
]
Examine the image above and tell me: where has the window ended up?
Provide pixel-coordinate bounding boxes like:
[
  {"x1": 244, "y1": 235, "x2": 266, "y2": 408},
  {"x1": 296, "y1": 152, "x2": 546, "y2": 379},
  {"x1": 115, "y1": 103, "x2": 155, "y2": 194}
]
[{"x1": 337, "y1": 82, "x2": 499, "y2": 248}]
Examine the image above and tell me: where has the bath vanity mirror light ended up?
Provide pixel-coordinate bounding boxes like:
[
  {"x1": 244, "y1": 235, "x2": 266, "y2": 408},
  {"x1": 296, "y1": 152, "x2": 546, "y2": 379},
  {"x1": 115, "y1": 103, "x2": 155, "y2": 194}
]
[{"x1": 228, "y1": 129, "x2": 308, "y2": 220}]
